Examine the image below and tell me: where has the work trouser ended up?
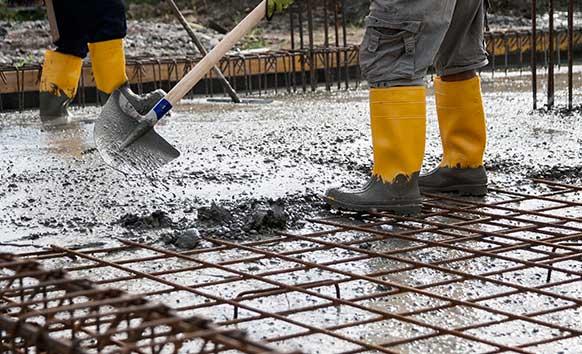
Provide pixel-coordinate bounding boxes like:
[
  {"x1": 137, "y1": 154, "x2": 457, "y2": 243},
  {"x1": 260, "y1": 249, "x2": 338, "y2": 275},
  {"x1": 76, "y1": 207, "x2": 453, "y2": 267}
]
[
  {"x1": 360, "y1": 0, "x2": 489, "y2": 87},
  {"x1": 51, "y1": 0, "x2": 127, "y2": 59}
]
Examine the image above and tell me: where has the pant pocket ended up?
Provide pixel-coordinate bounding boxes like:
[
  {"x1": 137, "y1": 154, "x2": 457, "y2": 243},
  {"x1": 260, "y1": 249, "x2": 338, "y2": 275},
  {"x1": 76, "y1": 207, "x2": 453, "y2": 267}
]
[{"x1": 360, "y1": 15, "x2": 421, "y2": 83}]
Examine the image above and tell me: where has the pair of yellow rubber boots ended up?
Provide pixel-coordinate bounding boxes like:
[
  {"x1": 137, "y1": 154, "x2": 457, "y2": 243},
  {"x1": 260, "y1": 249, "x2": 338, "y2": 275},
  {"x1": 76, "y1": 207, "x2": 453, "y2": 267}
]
[
  {"x1": 39, "y1": 39, "x2": 128, "y2": 123},
  {"x1": 325, "y1": 77, "x2": 487, "y2": 215}
]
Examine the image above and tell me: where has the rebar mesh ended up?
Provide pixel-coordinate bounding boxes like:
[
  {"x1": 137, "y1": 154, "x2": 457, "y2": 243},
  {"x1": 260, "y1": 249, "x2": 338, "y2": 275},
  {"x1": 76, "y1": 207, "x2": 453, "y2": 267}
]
[
  {"x1": 2, "y1": 179, "x2": 582, "y2": 353},
  {"x1": 0, "y1": 255, "x2": 296, "y2": 353}
]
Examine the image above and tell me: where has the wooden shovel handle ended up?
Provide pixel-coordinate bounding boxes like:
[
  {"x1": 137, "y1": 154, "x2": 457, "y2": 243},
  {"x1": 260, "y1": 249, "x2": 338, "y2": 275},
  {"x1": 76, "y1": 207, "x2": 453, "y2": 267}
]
[
  {"x1": 45, "y1": 0, "x2": 61, "y2": 42},
  {"x1": 165, "y1": 0, "x2": 266, "y2": 106}
]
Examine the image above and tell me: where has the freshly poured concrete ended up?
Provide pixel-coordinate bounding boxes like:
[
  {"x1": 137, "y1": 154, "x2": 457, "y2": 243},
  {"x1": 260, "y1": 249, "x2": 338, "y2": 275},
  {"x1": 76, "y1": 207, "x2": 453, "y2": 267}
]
[
  {"x1": 1, "y1": 70, "x2": 580, "y2": 249},
  {"x1": 0, "y1": 70, "x2": 581, "y2": 353}
]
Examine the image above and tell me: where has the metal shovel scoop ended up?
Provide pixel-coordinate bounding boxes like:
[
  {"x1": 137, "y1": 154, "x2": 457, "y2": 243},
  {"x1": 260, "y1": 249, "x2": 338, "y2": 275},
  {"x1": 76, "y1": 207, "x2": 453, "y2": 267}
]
[
  {"x1": 94, "y1": 87, "x2": 180, "y2": 175},
  {"x1": 94, "y1": 1, "x2": 267, "y2": 174}
]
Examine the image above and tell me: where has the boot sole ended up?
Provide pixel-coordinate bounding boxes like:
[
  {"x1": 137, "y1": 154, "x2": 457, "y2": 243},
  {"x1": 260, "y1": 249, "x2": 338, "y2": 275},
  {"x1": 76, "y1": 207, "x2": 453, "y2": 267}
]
[
  {"x1": 420, "y1": 184, "x2": 488, "y2": 197},
  {"x1": 323, "y1": 196, "x2": 422, "y2": 216}
]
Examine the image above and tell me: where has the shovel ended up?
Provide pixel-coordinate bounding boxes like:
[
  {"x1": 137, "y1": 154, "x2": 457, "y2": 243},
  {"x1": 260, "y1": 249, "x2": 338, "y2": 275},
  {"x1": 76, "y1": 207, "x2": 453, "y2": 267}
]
[{"x1": 94, "y1": 1, "x2": 267, "y2": 175}]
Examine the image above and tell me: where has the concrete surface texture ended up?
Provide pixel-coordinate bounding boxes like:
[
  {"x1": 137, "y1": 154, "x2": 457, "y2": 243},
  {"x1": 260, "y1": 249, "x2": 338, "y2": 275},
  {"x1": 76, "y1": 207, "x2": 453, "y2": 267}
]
[
  {"x1": 0, "y1": 69, "x2": 580, "y2": 253},
  {"x1": 0, "y1": 67, "x2": 581, "y2": 354}
]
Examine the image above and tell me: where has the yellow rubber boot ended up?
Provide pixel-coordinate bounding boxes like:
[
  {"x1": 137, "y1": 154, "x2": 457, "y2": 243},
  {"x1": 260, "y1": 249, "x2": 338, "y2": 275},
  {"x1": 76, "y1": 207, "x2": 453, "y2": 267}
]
[
  {"x1": 39, "y1": 50, "x2": 83, "y2": 123},
  {"x1": 419, "y1": 76, "x2": 488, "y2": 196},
  {"x1": 325, "y1": 86, "x2": 426, "y2": 215},
  {"x1": 88, "y1": 39, "x2": 128, "y2": 104},
  {"x1": 371, "y1": 86, "x2": 427, "y2": 183}
]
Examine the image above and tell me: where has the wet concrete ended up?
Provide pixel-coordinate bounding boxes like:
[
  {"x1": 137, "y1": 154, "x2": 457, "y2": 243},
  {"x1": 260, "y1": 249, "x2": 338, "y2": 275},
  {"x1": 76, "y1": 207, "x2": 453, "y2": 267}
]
[
  {"x1": 1, "y1": 69, "x2": 581, "y2": 252},
  {"x1": 42, "y1": 208, "x2": 582, "y2": 353},
  {"x1": 1, "y1": 69, "x2": 581, "y2": 353}
]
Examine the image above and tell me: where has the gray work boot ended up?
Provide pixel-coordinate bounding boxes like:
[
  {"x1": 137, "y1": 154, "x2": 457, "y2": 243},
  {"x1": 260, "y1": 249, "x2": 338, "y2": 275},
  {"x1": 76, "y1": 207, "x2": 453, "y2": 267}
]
[
  {"x1": 419, "y1": 167, "x2": 488, "y2": 196},
  {"x1": 424, "y1": 76, "x2": 489, "y2": 197},
  {"x1": 39, "y1": 91, "x2": 73, "y2": 126},
  {"x1": 324, "y1": 174, "x2": 422, "y2": 215}
]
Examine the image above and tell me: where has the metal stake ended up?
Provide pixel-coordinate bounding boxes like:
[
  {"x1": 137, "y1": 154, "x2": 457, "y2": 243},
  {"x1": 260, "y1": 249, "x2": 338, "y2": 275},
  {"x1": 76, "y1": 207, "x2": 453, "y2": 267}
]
[
  {"x1": 567, "y1": 0, "x2": 574, "y2": 110},
  {"x1": 166, "y1": 0, "x2": 241, "y2": 103},
  {"x1": 532, "y1": 0, "x2": 538, "y2": 109},
  {"x1": 548, "y1": 0, "x2": 555, "y2": 109}
]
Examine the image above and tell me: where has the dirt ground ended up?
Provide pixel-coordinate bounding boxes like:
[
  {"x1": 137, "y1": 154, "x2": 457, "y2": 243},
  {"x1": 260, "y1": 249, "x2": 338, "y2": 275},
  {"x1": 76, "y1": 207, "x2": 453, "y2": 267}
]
[
  {"x1": 2, "y1": 12, "x2": 578, "y2": 65},
  {"x1": 0, "y1": 68, "x2": 581, "y2": 253}
]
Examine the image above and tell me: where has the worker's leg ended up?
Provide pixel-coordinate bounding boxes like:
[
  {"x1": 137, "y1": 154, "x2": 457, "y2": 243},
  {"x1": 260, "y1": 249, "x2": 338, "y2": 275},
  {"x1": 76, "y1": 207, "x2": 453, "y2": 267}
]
[
  {"x1": 87, "y1": 0, "x2": 128, "y2": 104},
  {"x1": 420, "y1": 0, "x2": 489, "y2": 196},
  {"x1": 39, "y1": 0, "x2": 88, "y2": 123},
  {"x1": 324, "y1": 0, "x2": 456, "y2": 214}
]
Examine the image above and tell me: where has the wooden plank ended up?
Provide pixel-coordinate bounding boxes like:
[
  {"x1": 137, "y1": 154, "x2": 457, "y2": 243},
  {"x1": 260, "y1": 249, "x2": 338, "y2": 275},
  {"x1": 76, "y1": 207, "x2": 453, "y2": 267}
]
[
  {"x1": 1, "y1": 31, "x2": 580, "y2": 96},
  {"x1": 0, "y1": 50, "x2": 360, "y2": 94},
  {"x1": 486, "y1": 31, "x2": 582, "y2": 55}
]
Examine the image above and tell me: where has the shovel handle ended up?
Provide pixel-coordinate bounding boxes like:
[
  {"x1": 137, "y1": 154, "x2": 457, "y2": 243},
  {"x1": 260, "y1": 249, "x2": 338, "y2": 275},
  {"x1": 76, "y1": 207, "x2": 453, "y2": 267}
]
[
  {"x1": 45, "y1": 0, "x2": 61, "y2": 42},
  {"x1": 152, "y1": 0, "x2": 266, "y2": 119}
]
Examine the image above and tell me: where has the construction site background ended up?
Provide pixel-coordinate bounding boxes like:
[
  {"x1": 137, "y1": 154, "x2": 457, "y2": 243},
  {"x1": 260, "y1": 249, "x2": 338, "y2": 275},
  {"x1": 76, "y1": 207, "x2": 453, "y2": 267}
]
[{"x1": 2, "y1": 0, "x2": 581, "y2": 24}]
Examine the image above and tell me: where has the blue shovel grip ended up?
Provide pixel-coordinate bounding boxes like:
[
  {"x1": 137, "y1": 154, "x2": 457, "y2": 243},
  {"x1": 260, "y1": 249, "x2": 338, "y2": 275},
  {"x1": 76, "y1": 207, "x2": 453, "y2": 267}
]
[{"x1": 153, "y1": 99, "x2": 173, "y2": 120}]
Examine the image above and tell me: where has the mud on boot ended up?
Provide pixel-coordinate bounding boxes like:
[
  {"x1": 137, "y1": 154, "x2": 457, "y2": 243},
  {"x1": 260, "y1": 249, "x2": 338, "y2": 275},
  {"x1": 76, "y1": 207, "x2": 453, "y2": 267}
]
[
  {"x1": 39, "y1": 92, "x2": 73, "y2": 126},
  {"x1": 324, "y1": 174, "x2": 422, "y2": 215},
  {"x1": 424, "y1": 76, "x2": 489, "y2": 197},
  {"x1": 419, "y1": 166, "x2": 488, "y2": 196},
  {"x1": 39, "y1": 50, "x2": 83, "y2": 125},
  {"x1": 324, "y1": 86, "x2": 427, "y2": 215}
]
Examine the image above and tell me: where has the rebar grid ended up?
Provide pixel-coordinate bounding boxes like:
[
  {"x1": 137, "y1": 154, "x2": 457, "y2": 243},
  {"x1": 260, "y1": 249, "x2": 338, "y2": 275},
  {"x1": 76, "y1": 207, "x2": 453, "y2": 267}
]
[
  {"x1": 3, "y1": 179, "x2": 582, "y2": 353},
  {"x1": 0, "y1": 255, "x2": 296, "y2": 353}
]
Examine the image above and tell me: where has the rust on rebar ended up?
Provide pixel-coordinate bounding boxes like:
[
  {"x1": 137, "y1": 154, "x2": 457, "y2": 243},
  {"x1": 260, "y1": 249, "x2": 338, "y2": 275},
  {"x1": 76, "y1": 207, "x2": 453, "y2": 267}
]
[
  {"x1": 567, "y1": 0, "x2": 574, "y2": 110},
  {"x1": 547, "y1": 0, "x2": 555, "y2": 108},
  {"x1": 0, "y1": 255, "x2": 296, "y2": 354},
  {"x1": 2, "y1": 179, "x2": 582, "y2": 353}
]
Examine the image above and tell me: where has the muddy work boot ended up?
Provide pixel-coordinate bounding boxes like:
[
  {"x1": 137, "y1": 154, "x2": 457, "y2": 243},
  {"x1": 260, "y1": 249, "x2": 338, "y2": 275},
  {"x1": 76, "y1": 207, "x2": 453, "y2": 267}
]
[
  {"x1": 39, "y1": 92, "x2": 74, "y2": 125},
  {"x1": 89, "y1": 39, "x2": 129, "y2": 106},
  {"x1": 420, "y1": 166, "x2": 487, "y2": 196},
  {"x1": 39, "y1": 50, "x2": 83, "y2": 125},
  {"x1": 420, "y1": 76, "x2": 488, "y2": 196},
  {"x1": 324, "y1": 86, "x2": 427, "y2": 215},
  {"x1": 325, "y1": 174, "x2": 422, "y2": 215}
]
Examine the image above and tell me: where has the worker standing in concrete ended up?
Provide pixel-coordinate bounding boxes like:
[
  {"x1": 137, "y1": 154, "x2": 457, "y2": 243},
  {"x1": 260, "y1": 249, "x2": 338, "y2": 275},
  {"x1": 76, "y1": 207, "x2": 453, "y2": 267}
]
[
  {"x1": 325, "y1": 0, "x2": 489, "y2": 215},
  {"x1": 39, "y1": 0, "x2": 129, "y2": 124}
]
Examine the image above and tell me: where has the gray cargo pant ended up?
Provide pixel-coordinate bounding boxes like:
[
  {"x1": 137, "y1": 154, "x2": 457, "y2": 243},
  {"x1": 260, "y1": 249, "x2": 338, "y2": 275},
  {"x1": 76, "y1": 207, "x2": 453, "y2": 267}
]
[{"x1": 360, "y1": 0, "x2": 489, "y2": 87}]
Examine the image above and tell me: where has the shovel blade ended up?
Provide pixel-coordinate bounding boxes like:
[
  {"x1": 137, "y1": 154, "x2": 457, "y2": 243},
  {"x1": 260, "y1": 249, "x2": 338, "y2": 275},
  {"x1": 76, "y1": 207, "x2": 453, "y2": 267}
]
[{"x1": 94, "y1": 89, "x2": 180, "y2": 175}]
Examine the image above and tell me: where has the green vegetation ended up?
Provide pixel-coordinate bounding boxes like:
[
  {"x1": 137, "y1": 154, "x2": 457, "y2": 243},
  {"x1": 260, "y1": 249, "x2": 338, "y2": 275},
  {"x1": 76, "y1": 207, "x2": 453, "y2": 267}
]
[
  {"x1": 241, "y1": 28, "x2": 267, "y2": 50},
  {"x1": 13, "y1": 53, "x2": 35, "y2": 68}
]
